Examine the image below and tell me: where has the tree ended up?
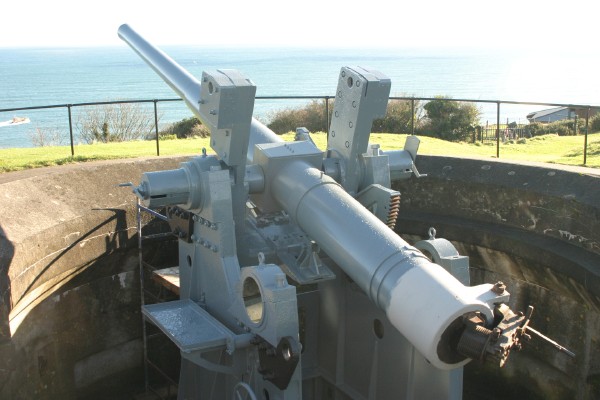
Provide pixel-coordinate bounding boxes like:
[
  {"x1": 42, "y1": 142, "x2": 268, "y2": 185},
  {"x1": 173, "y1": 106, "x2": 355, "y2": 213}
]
[
  {"x1": 421, "y1": 97, "x2": 480, "y2": 141},
  {"x1": 76, "y1": 102, "x2": 157, "y2": 144}
]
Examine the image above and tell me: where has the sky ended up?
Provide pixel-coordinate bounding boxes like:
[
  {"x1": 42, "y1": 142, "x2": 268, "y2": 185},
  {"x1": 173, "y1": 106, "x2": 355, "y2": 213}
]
[{"x1": 0, "y1": 0, "x2": 596, "y2": 51}]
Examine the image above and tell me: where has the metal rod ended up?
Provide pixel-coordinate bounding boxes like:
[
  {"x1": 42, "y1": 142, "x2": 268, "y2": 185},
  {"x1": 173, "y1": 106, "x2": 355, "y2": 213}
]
[
  {"x1": 137, "y1": 203, "x2": 169, "y2": 221},
  {"x1": 136, "y1": 199, "x2": 150, "y2": 393},
  {"x1": 325, "y1": 96, "x2": 330, "y2": 132},
  {"x1": 411, "y1": 98, "x2": 415, "y2": 135},
  {"x1": 118, "y1": 24, "x2": 202, "y2": 114},
  {"x1": 3, "y1": 96, "x2": 600, "y2": 115},
  {"x1": 67, "y1": 105, "x2": 74, "y2": 156},
  {"x1": 584, "y1": 107, "x2": 589, "y2": 165},
  {"x1": 496, "y1": 102, "x2": 500, "y2": 158},
  {"x1": 154, "y1": 100, "x2": 160, "y2": 156},
  {"x1": 147, "y1": 359, "x2": 179, "y2": 386},
  {"x1": 117, "y1": 23, "x2": 282, "y2": 161},
  {"x1": 3, "y1": 95, "x2": 599, "y2": 161},
  {"x1": 141, "y1": 232, "x2": 174, "y2": 241},
  {"x1": 526, "y1": 326, "x2": 576, "y2": 358},
  {"x1": 0, "y1": 98, "x2": 181, "y2": 113}
]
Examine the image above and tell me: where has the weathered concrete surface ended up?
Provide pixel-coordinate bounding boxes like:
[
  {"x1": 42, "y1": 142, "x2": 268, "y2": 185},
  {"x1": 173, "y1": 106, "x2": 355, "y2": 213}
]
[
  {"x1": 394, "y1": 155, "x2": 600, "y2": 400},
  {"x1": 0, "y1": 157, "x2": 186, "y2": 399},
  {"x1": 1, "y1": 154, "x2": 598, "y2": 399}
]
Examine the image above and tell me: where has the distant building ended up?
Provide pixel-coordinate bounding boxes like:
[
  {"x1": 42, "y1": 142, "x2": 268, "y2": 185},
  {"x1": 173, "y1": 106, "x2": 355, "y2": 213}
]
[{"x1": 526, "y1": 107, "x2": 577, "y2": 123}]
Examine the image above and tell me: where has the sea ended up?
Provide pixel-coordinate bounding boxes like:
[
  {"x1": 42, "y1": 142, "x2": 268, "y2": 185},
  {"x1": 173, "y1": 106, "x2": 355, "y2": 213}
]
[{"x1": 1, "y1": 46, "x2": 599, "y2": 148}]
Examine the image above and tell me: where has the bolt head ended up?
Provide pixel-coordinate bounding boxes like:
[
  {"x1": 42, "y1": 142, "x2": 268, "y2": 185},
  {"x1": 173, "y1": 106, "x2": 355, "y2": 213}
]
[{"x1": 491, "y1": 281, "x2": 507, "y2": 294}]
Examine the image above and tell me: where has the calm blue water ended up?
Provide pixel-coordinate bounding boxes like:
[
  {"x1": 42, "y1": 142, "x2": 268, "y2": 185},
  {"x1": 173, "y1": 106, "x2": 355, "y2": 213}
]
[{"x1": 1, "y1": 46, "x2": 599, "y2": 148}]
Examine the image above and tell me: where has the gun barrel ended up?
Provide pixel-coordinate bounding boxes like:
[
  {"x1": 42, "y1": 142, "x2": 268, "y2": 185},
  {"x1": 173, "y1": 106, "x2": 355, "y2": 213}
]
[
  {"x1": 271, "y1": 160, "x2": 495, "y2": 370},
  {"x1": 119, "y1": 24, "x2": 499, "y2": 370},
  {"x1": 117, "y1": 24, "x2": 282, "y2": 163},
  {"x1": 118, "y1": 24, "x2": 201, "y2": 115}
]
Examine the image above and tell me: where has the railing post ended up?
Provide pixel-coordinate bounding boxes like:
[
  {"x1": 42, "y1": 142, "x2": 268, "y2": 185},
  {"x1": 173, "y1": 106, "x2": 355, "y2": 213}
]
[
  {"x1": 496, "y1": 101, "x2": 500, "y2": 158},
  {"x1": 153, "y1": 100, "x2": 160, "y2": 156},
  {"x1": 325, "y1": 96, "x2": 330, "y2": 132},
  {"x1": 411, "y1": 98, "x2": 415, "y2": 135},
  {"x1": 67, "y1": 104, "x2": 74, "y2": 156},
  {"x1": 584, "y1": 107, "x2": 589, "y2": 166}
]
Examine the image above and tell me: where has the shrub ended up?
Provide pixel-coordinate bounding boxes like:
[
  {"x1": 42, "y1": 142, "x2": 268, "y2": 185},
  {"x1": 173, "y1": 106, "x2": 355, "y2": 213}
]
[
  {"x1": 76, "y1": 102, "x2": 157, "y2": 143},
  {"x1": 161, "y1": 117, "x2": 210, "y2": 138},
  {"x1": 29, "y1": 127, "x2": 65, "y2": 147},
  {"x1": 267, "y1": 98, "x2": 420, "y2": 135},
  {"x1": 590, "y1": 114, "x2": 600, "y2": 133},
  {"x1": 267, "y1": 100, "x2": 330, "y2": 134},
  {"x1": 419, "y1": 97, "x2": 480, "y2": 142},
  {"x1": 527, "y1": 119, "x2": 582, "y2": 137},
  {"x1": 372, "y1": 99, "x2": 420, "y2": 134}
]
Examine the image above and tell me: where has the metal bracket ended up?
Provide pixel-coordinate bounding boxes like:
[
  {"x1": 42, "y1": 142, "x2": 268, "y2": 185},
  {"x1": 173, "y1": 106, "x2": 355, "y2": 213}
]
[
  {"x1": 355, "y1": 184, "x2": 401, "y2": 229},
  {"x1": 254, "y1": 336, "x2": 301, "y2": 390},
  {"x1": 166, "y1": 206, "x2": 194, "y2": 243},
  {"x1": 143, "y1": 299, "x2": 242, "y2": 354},
  {"x1": 199, "y1": 69, "x2": 256, "y2": 166},
  {"x1": 249, "y1": 212, "x2": 336, "y2": 284},
  {"x1": 414, "y1": 228, "x2": 469, "y2": 285},
  {"x1": 327, "y1": 66, "x2": 391, "y2": 194}
]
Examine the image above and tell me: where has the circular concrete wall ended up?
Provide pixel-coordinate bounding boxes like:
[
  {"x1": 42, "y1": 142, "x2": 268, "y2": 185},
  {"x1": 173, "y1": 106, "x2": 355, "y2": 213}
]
[
  {"x1": 0, "y1": 157, "x2": 186, "y2": 399},
  {"x1": 394, "y1": 156, "x2": 600, "y2": 400},
  {"x1": 0, "y1": 155, "x2": 598, "y2": 399}
]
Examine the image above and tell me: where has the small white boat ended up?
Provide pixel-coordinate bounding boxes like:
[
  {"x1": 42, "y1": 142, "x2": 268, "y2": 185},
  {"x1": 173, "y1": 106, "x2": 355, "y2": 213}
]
[{"x1": 0, "y1": 117, "x2": 31, "y2": 127}]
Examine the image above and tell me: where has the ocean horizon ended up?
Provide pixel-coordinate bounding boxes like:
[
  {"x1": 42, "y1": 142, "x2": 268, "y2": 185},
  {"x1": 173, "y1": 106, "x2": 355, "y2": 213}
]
[{"x1": 1, "y1": 45, "x2": 599, "y2": 149}]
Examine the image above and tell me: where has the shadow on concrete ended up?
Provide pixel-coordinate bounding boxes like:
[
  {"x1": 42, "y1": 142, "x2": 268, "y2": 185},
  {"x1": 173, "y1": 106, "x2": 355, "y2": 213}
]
[
  {"x1": 0, "y1": 225, "x2": 15, "y2": 397},
  {"x1": 0, "y1": 225, "x2": 14, "y2": 342},
  {"x1": 16, "y1": 208, "x2": 129, "y2": 308},
  {"x1": 0, "y1": 207, "x2": 150, "y2": 399}
]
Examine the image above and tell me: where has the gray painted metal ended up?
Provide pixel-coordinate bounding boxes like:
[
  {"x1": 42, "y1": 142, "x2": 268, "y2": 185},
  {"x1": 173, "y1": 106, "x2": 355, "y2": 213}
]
[
  {"x1": 269, "y1": 158, "x2": 427, "y2": 309},
  {"x1": 119, "y1": 24, "x2": 535, "y2": 399},
  {"x1": 117, "y1": 23, "x2": 283, "y2": 165},
  {"x1": 327, "y1": 66, "x2": 391, "y2": 195},
  {"x1": 143, "y1": 299, "x2": 235, "y2": 353},
  {"x1": 414, "y1": 236, "x2": 470, "y2": 285}
]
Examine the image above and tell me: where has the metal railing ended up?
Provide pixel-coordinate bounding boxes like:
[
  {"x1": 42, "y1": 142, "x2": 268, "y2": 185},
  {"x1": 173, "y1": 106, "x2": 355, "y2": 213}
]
[{"x1": 1, "y1": 96, "x2": 598, "y2": 165}]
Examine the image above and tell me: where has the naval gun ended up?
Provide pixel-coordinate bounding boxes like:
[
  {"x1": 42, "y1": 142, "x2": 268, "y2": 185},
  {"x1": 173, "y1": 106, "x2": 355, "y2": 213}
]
[{"x1": 118, "y1": 24, "x2": 572, "y2": 399}]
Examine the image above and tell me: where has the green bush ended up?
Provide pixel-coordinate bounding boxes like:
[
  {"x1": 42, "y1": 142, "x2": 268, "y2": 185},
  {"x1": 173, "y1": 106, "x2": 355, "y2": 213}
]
[
  {"x1": 372, "y1": 99, "x2": 419, "y2": 133},
  {"x1": 161, "y1": 117, "x2": 210, "y2": 138},
  {"x1": 267, "y1": 100, "x2": 330, "y2": 134},
  {"x1": 267, "y1": 98, "x2": 419, "y2": 135},
  {"x1": 527, "y1": 119, "x2": 582, "y2": 137},
  {"x1": 419, "y1": 97, "x2": 480, "y2": 142},
  {"x1": 590, "y1": 114, "x2": 600, "y2": 133}
]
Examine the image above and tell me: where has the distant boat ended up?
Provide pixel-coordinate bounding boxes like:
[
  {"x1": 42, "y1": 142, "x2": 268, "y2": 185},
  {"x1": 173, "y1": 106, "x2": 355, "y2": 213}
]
[{"x1": 0, "y1": 117, "x2": 31, "y2": 127}]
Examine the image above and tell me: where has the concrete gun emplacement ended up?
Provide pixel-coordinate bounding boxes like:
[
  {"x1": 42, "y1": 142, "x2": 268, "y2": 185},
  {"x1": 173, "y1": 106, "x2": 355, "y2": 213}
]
[{"x1": 118, "y1": 24, "x2": 573, "y2": 399}]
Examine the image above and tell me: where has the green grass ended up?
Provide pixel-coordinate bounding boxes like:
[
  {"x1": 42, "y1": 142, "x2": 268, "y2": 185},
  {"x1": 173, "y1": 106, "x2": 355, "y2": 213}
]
[
  {"x1": 0, "y1": 138, "x2": 212, "y2": 172},
  {"x1": 284, "y1": 132, "x2": 600, "y2": 168},
  {"x1": 1, "y1": 133, "x2": 599, "y2": 173}
]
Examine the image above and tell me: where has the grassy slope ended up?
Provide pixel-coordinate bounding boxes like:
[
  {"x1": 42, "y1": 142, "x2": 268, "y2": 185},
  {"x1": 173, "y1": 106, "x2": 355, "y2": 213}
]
[
  {"x1": 297, "y1": 132, "x2": 599, "y2": 167},
  {"x1": 1, "y1": 133, "x2": 598, "y2": 173}
]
